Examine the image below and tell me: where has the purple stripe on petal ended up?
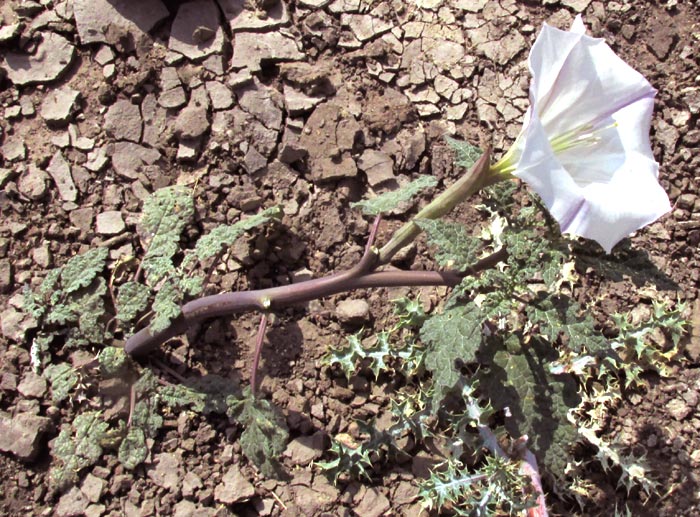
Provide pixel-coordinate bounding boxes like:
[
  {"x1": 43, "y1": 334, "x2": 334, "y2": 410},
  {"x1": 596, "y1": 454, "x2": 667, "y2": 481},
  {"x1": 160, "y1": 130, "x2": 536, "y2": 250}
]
[{"x1": 559, "y1": 198, "x2": 588, "y2": 233}]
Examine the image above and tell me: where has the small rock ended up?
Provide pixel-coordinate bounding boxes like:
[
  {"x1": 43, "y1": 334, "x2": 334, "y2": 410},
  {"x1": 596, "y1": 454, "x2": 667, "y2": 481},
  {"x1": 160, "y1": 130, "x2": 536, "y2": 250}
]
[
  {"x1": 69, "y1": 207, "x2": 95, "y2": 233},
  {"x1": 147, "y1": 452, "x2": 181, "y2": 491},
  {"x1": 336, "y1": 299, "x2": 371, "y2": 323},
  {"x1": 18, "y1": 165, "x2": 49, "y2": 200},
  {"x1": 81, "y1": 473, "x2": 105, "y2": 503},
  {"x1": 0, "y1": 23, "x2": 21, "y2": 43},
  {"x1": 47, "y1": 151, "x2": 77, "y2": 202},
  {"x1": 174, "y1": 105, "x2": 210, "y2": 139},
  {"x1": 40, "y1": 87, "x2": 80, "y2": 125},
  {"x1": 85, "y1": 505, "x2": 106, "y2": 517},
  {"x1": 283, "y1": 85, "x2": 323, "y2": 115},
  {"x1": 357, "y1": 150, "x2": 394, "y2": 187},
  {"x1": 284, "y1": 431, "x2": 326, "y2": 466},
  {"x1": 2, "y1": 32, "x2": 75, "y2": 85},
  {"x1": 104, "y1": 99, "x2": 143, "y2": 142},
  {"x1": 173, "y1": 500, "x2": 198, "y2": 517},
  {"x1": 205, "y1": 81, "x2": 233, "y2": 110},
  {"x1": 341, "y1": 13, "x2": 393, "y2": 42},
  {"x1": 667, "y1": 398, "x2": 692, "y2": 420},
  {"x1": 177, "y1": 138, "x2": 201, "y2": 161},
  {"x1": 214, "y1": 467, "x2": 255, "y2": 504},
  {"x1": 94, "y1": 45, "x2": 114, "y2": 65},
  {"x1": 230, "y1": 31, "x2": 304, "y2": 72},
  {"x1": 219, "y1": 0, "x2": 290, "y2": 32},
  {"x1": 0, "y1": 308, "x2": 28, "y2": 342},
  {"x1": 17, "y1": 372, "x2": 47, "y2": 398},
  {"x1": 33, "y1": 245, "x2": 52, "y2": 268},
  {"x1": 182, "y1": 471, "x2": 203, "y2": 497},
  {"x1": 96, "y1": 211, "x2": 125, "y2": 235},
  {"x1": 1, "y1": 135, "x2": 26, "y2": 162},
  {"x1": 73, "y1": 0, "x2": 168, "y2": 48},
  {"x1": 353, "y1": 486, "x2": 390, "y2": 517},
  {"x1": 0, "y1": 259, "x2": 13, "y2": 294},
  {"x1": 56, "y1": 486, "x2": 90, "y2": 517},
  {"x1": 19, "y1": 96, "x2": 35, "y2": 116},
  {"x1": 169, "y1": 0, "x2": 225, "y2": 61},
  {"x1": 0, "y1": 412, "x2": 52, "y2": 461},
  {"x1": 85, "y1": 147, "x2": 109, "y2": 172},
  {"x1": 110, "y1": 142, "x2": 160, "y2": 179}
]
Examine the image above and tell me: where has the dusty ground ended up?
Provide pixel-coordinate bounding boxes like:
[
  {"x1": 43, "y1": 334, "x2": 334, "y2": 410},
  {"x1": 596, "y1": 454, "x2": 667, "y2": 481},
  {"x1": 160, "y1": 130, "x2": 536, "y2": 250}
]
[{"x1": 1, "y1": 0, "x2": 699, "y2": 516}]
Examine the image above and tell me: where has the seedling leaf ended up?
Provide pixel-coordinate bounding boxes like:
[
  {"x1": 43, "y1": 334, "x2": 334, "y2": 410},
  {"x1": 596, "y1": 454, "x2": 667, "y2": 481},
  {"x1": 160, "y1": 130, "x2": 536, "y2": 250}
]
[
  {"x1": 237, "y1": 396, "x2": 289, "y2": 478},
  {"x1": 421, "y1": 304, "x2": 483, "y2": 404},
  {"x1": 194, "y1": 206, "x2": 282, "y2": 261},
  {"x1": 119, "y1": 427, "x2": 147, "y2": 470},
  {"x1": 43, "y1": 363, "x2": 79, "y2": 403},
  {"x1": 150, "y1": 279, "x2": 183, "y2": 333},
  {"x1": 60, "y1": 247, "x2": 109, "y2": 295},
  {"x1": 351, "y1": 175, "x2": 437, "y2": 215},
  {"x1": 116, "y1": 281, "x2": 151, "y2": 323}
]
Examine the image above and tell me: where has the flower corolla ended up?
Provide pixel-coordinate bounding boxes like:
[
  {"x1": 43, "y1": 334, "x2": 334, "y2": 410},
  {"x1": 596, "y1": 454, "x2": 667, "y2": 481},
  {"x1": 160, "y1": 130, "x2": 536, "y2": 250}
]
[{"x1": 493, "y1": 15, "x2": 670, "y2": 253}]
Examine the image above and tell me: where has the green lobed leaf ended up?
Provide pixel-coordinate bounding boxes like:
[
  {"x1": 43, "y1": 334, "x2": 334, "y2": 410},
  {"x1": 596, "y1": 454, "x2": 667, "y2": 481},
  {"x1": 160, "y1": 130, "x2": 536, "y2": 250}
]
[
  {"x1": 158, "y1": 374, "x2": 242, "y2": 417},
  {"x1": 445, "y1": 137, "x2": 482, "y2": 170},
  {"x1": 351, "y1": 175, "x2": 438, "y2": 215},
  {"x1": 60, "y1": 247, "x2": 109, "y2": 295},
  {"x1": 98, "y1": 346, "x2": 131, "y2": 377},
  {"x1": 527, "y1": 293, "x2": 610, "y2": 356},
  {"x1": 43, "y1": 363, "x2": 79, "y2": 404},
  {"x1": 236, "y1": 396, "x2": 289, "y2": 478},
  {"x1": 116, "y1": 281, "x2": 152, "y2": 323},
  {"x1": 150, "y1": 279, "x2": 183, "y2": 333},
  {"x1": 193, "y1": 206, "x2": 282, "y2": 261},
  {"x1": 118, "y1": 427, "x2": 148, "y2": 470},
  {"x1": 421, "y1": 304, "x2": 484, "y2": 405},
  {"x1": 50, "y1": 411, "x2": 110, "y2": 491},
  {"x1": 323, "y1": 331, "x2": 366, "y2": 381},
  {"x1": 415, "y1": 219, "x2": 483, "y2": 271},
  {"x1": 477, "y1": 336, "x2": 581, "y2": 482},
  {"x1": 140, "y1": 186, "x2": 194, "y2": 283}
]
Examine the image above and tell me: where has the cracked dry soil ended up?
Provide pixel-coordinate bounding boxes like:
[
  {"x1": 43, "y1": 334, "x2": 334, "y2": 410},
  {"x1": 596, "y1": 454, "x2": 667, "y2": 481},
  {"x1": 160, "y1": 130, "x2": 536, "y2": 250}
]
[{"x1": 1, "y1": 0, "x2": 699, "y2": 516}]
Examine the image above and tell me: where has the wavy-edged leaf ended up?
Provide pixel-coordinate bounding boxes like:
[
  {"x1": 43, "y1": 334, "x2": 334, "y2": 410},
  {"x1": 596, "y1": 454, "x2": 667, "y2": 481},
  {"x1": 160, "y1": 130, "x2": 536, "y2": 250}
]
[
  {"x1": 150, "y1": 279, "x2": 182, "y2": 333},
  {"x1": 415, "y1": 219, "x2": 483, "y2": 271},
  {"x1": 60, "y1": 247, "x2": 109, "y2": 295},
  {"x1": 477, "y1": 337, "x2": 581, "y2": 482},
  {"x1": 351, "y1": 175, "x2": 437, "y2": 215},
  {"x1": 194, "y1": 206, "x2": 282, "y2": 261},
  {"x1": 237, "y1": 396, "x2": 289, "y2": 478},
  {"x1": 140, "y1": 186, "x2": 194, "y2": 283},
  {"x1": 446, "y1": 137, "x2": 482, "y2": 170},
  {"x1": 43, "y1": 363, "x2": 79, "y2": 404},
  {"x1": 421, "y1": 304, "x2": 483, "y2": 404},
  {"x1": 116, "y1": 281, "x2": 151, "y2": 323}
]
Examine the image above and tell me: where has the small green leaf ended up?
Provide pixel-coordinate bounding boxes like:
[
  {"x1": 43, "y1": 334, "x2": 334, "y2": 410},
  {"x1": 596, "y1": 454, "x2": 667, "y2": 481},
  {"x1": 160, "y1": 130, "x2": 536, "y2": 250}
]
[
  {"x1": 415, "y1": 219, "x2": 483, "y2": 271},
  {"x1": 421, "y1": 304, "x2": 483, "y2": 404},
  {"x1": 351, "y1": 175, "x2": 438, "y2": 215},
  {"x1": 194, "y1": 206, "x2": 282, "y2": 261},
  {"x1": 150, "y1": 279, "x2": 183, "y2": 333},
  {"x1": 446, "y1": 137, "x2": 482, "y2": 170},
  {"x1": 140, "y1": 186, "x2": 194, "y2": 283},
  {"x1": 323, "y1": 331, "x2": 366, "y2": 380},
  {"x1": 43, "y1": 363, "x2": 79, "y2": 403},
  {"x1": 116, "y1": 282, "x2": 152, "y2": 323},
  {"x1": 98, "y1": 346, "x2": 131, "y2": 376},
  {"x1": 236, "y1": 396, "x2": 289, "y2": 478},
  {"x1": 60, "y1": 248, "x2": 109, "y2": 295},
  {"x1": 118, "y1": 427, "x2": 147, "y2": 470},
  {"x1": 158, "y1": 374, "x2": 242, "y2": 417}
]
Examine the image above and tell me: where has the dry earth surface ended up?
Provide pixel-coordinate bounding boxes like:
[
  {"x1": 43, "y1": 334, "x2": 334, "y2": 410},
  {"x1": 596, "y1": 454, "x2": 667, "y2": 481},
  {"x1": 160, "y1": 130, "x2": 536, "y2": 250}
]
[{"x1": 0, "y1": 0, "x2": 699, "y2": 516}]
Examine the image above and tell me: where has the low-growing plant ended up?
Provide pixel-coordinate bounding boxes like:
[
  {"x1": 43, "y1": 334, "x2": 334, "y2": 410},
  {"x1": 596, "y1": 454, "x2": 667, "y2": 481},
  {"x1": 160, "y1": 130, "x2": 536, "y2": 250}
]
[{"x1": 19, "y1": 14, "x2": 691, "y2": 516}]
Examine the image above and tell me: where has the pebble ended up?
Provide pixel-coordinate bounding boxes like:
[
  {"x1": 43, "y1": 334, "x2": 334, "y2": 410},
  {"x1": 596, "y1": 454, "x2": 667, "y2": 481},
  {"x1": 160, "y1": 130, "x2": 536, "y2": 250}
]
[
  {"x1": 47, "y1": 151, "x2": 77, "y2": 202},
  {"x1": 336, "y1": 299, "x2": 371, "y2": 323},
  {"x1": 0, "y1": 259, "x2": 13, "y2": 294},
  {"x1": 214, "y1": 467, "x2": 255, "y2": 504},
  {"x1": 18, "y1": 165, "x2": 49, "y2": 200},
  {"x1": 284, "y1": 431, "x2": 326, "y2": 466},
  {"x1": 2, "y1": 32, "x2": 75, "y2": 85},
  {"x1": 81, "y1": 473, "x2": 105, "y2": 503},
  {"x1": 169, "y1": 0, "x2": 225, "y2": 61},
  {"x1": 104, "y1": 99, "x2": 143, "y2": 142},
  {"x1": 17, "y1": 372, "x2": 47, "y2": 399},
  {"x1": 94, "y1": 45, "x2": 114, "y2": 65},
  {"x1": 110, "y1": 142, "x2": 160, "y2": 179},
  {"x1": 357, "y1": 150, "x2": 395, "y2": 187},
  {"x1": 96, "y1": 211, "x2": 125, "y2": 235},
  {"x1": 147, "y1": 452, "x2": 181, "y2": 491},
  {"x1": 205, "y1": 81, "x2": 233, "y2": 110},
  {"x1": 668, "y1": 398, "x2": 692, "y2": 421},
  {"x1": 56, "y1": 487, "x2": 90, "y2": 517},
  {"x1": 40, "y1": 87, "x2": 80, "y2": 126},
  {"x1": 73, "y1": 0, "x2": 168, "y2": 47},
  {"x1": 0, "y1": 412, "x2": 52, "y2": 461},
  {"x1": 174, "y1": 104, "x2": 210, "y2": 139},
  {"x1": 1, "y1": 135, "x2": 26, "y2": 162},
  {"x1": 85, "y1": 147, "x2": 109, "y2": 172}
]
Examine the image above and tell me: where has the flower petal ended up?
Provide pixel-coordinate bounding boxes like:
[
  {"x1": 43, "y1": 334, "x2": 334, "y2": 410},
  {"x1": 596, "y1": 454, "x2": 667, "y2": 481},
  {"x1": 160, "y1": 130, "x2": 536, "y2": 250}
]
[{"x1": 529, "y1": 20, "x2": 656, "y2": 139}]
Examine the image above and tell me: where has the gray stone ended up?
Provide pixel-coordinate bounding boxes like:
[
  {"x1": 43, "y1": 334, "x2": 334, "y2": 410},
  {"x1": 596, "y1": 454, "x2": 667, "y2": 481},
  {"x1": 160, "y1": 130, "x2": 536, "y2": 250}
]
[
  {"x1": 85, "y1": 505, "x2": 106, "y2": 517},
  {"x1": 40, "y1": 86, "x2": 80, "y2": 125},
  {"x1": 2, "y1": 32, "x2": 75, "y2": 85},
  {"x1": 73, "y1": 0, "x2": 168, "y2": 48},
  {"x1": 0, "y1": 308, "x2": 27, "y2": 342},
  {"x1": 104, "y1": 99, "x2": 142, "y2": 142},
  {"x1": 169, "y1": 0, "x2": 225, "y2": 61},
  {"x1": 283, "y1": 85, "x2": 323, "y2": 115},
  {"x1": 284, "y1": 431, "x2": 326, "y2": 466},
  {"x1": 69, "y1": 207, "x2": 95, "y2": 232},
  {"x1": 17, "y1": 372, "x2": 47, "y2": 398},
  {"x1": 668, "y1": 398, "x2": 692, "y2": 420},
  {"x1": 341, "y1": 14, "x2": 393, "y2": 42},
  {"x1": 0, "y1": 412, "x2": 52, "y2": 461},
  {"x1": 0, "y1": 23, "x2": 21, "y2": 43},
  {"x1": 175, "y1": 100, "x2": 210, "y2": 139},
  {"x1": 336, "y1": 299, "x2": 370, "y2": 323},
  {"x1": 357, "y1": 150, "x2": 394, "y2": 187},
  {"x1": 33, "y1": 245, "x2": 52, "y2": 268},
  {"x1": 205, "y1": 81, "x2": 233, "y2": 110},
  {"x1": 177, "y1": 138, "x2": 201, "y2": 161},
  {"x1": 214, "y1": 467, "x2": 255, "y2": 504},
  {"x1": 1, "y1": 135, "x2": 26, "y2": 162},
  {"x1": 85, "y1": 147, "x2": 109, "y2": 172},
  {"x1": 94, "y1": 45, "x2": 114, "y2": 65},
  {"x1": 96, "y1": 211, "x2": 125, "y2": 235},
  {"x1": 173, "y1": 500, "x2": 198, "y2": 517},
  {"x1": 0, "y1": 259, "x2": 13, "y2": 294},
  {"x1": 18, "y1": 165, "x2": 49, "y2": 200},
  {"x1": 47, "y1": 151, "x2": 77, "y2": 202},
  {"x1": 182, "y1": 471, "x2": 203, "y2": 497},
  {"x1": 56, "y1": 487, "x2": 90, "y2": 517},
  {"x1": 110, "y1": 142, "x2": 160, "y2": 179},
  {"x1": 81, "y1": 473, "x2": 105, "y2": 503},
  {"x1": 147, "y1": 452, "x2": 181, "y2": 491},
  {"x1": 236, "y1": 81, "x2": 283, "y2": 130},
  {"x1": 19, "y1": 96, "x2": 35, "y2": 116},
  {"x1": 219, "y1": 0, "x2": 290, "y2": 32},
  {"x1": 231, "y1": 31, "x2": 303, "y2": 72}
]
